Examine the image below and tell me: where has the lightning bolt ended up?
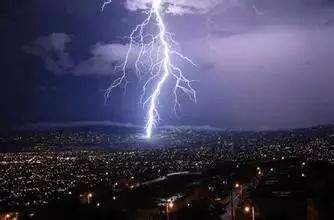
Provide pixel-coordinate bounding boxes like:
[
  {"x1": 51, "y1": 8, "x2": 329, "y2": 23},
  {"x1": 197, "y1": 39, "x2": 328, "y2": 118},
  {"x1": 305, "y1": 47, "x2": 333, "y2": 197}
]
[
  {"x1": 101, "y1": 0, "x2": 112, "y2": 11},
  {"x1": 103, "y1": 0, "x2": 197, "y2": 139}
]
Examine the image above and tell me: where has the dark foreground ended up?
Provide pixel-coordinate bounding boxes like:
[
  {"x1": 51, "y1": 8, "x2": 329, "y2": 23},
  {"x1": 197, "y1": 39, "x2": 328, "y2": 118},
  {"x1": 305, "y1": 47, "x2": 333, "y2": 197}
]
[
  {"x1": 1, "y1": 159, "x2": 333, "y2": 220},
  {"x1": 0, "y1": 125, "x2": 333, "y2": 219}
]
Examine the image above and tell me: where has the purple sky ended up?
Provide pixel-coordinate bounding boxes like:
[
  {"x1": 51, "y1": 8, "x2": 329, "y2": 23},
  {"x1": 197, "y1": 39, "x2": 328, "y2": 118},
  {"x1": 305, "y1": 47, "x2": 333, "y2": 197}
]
[
  {"x1": 173, "y1": 0, "x2": 334, "y2": 129},
  {"x1": 1, "y1": 0, "x2": 334, "y2": 130}
]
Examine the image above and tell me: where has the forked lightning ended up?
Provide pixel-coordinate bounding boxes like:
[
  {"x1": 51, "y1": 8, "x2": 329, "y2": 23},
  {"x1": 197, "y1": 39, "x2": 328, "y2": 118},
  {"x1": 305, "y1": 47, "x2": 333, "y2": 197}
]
[{"x1": 103, "y1": 0, "x2": 197, "y2": 138}]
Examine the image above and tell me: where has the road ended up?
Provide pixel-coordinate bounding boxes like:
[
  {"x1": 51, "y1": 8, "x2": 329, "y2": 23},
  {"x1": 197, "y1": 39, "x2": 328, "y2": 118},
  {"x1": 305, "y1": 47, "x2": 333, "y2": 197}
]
[{"x1": 221, "y1": 189, "x2": 241, "y2": 220}]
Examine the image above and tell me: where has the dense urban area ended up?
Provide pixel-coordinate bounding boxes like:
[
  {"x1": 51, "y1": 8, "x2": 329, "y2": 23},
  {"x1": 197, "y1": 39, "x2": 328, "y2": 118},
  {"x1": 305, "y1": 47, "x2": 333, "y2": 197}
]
[{"x1": 0, "y1": 125, "x2": 333, "y2": 219}]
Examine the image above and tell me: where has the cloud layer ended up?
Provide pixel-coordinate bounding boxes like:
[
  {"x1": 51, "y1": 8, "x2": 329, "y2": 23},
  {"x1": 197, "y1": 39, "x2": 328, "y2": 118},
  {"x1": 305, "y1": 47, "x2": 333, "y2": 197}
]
[
  {"x1": 22, "y1": 33, "x2": 74, "y2": 75},
  {"x1": 23, "y1": 33, "x2": 136, "y2": 76},
  {"x1": 125, "y1": 0, "x2": 222, "y2": 15},
  {"x1": 73, "y1": 43, "x2": 133, "y2": 76}
]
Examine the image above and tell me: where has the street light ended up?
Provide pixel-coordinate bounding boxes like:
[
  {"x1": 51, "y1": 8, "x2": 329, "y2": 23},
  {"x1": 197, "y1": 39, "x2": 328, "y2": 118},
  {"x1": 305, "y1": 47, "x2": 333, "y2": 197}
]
[
  {"x1": 87, "y1": 193, "x2": 93, "y2": 204},
  {"x1": 166, "y1": 200, "x2": 174, "y2": 220},
  {"x1": 244, "y1": 205, "x2": 255, "y2": 220},
  {"x1": 235, "y1": 183, "x2": 243, "y2": 201},
  {"x1": 168, "y1": 201, "x2": 174, "y2": 209}
]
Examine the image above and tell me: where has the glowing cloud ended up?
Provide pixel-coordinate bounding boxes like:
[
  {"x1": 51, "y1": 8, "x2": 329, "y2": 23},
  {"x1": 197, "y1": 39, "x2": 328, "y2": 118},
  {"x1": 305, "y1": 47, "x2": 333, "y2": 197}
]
[{"x1": 124, "y1": 0, "x2": 221, "y2": 15}]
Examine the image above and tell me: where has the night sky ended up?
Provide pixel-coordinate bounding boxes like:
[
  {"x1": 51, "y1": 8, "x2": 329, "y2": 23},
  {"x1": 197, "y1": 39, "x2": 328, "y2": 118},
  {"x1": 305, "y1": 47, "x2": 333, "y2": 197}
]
[{"x1": 1, "y1": 0, "x2": 334, "y2": 130}]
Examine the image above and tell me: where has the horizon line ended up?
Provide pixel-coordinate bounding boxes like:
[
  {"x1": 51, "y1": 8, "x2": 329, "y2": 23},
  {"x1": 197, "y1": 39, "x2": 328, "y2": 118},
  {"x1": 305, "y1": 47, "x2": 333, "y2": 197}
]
[{"x1": 16, "y1": 120, "x2": 334, "y2": 132}]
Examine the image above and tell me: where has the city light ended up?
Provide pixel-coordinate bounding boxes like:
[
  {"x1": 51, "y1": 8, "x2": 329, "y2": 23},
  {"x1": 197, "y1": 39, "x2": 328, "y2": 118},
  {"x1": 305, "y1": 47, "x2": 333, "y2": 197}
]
[
  {"x1": 1, "y1": 126, "x2": 333, "y2": 218},
  {"x1": 168, "y1": 202, "x2": 174, "y2": 209}
]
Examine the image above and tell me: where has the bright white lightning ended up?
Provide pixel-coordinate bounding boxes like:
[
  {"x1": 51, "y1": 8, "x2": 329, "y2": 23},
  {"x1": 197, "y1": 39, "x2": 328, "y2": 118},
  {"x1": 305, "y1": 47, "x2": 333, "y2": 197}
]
[
  {"x1": 101, "y1": 0, "x2": 112, "y2": 11},
  {"x1": 103, "y1": 0, "x2": 197, "y2": 139}
]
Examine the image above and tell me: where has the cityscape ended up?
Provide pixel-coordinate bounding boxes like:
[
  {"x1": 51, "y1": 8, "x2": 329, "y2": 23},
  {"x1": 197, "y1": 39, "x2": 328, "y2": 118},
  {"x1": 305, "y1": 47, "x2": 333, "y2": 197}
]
[{"x1": 0, "y1": 125, "x2": 333, "y2": 219}]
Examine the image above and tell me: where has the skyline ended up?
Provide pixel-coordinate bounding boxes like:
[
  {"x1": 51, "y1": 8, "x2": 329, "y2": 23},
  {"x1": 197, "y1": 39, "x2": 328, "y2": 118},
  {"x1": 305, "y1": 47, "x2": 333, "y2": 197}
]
[{"x1": 14, "y1": 120, "x2": 334, "y2": 132}]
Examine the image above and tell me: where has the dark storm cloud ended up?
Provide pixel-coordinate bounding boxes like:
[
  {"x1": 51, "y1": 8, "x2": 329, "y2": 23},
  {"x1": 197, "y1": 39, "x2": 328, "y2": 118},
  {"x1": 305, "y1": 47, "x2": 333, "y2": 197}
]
[
  {"x1": 22, "y1": 33, "x2": 74, "y2": 75},
  {"x1": 22, "y1": 36, "x2": 138, "y2": 76},
  {"x1": 73, "y1": 43, "x2": 140, "y2": 76}
]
